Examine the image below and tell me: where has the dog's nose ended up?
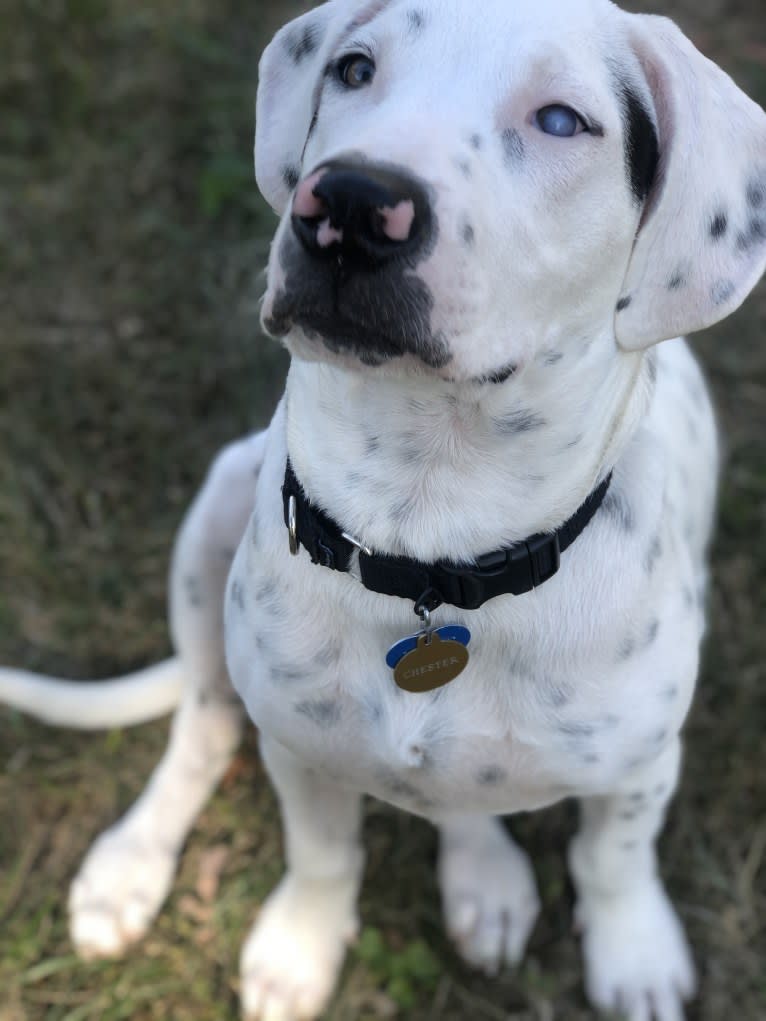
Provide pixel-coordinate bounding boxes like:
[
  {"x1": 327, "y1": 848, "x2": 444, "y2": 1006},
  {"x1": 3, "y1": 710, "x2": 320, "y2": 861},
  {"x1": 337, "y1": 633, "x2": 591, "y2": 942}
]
[{"x1": 291, "y1": 162, "x2": 430, "y2": 267}]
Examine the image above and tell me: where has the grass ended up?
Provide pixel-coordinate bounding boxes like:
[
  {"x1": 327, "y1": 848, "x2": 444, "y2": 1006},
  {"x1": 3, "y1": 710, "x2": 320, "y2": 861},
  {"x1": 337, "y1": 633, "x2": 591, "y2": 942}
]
[{"x1": 1, "y1": 1, "x2": 765, "y2": 1019}]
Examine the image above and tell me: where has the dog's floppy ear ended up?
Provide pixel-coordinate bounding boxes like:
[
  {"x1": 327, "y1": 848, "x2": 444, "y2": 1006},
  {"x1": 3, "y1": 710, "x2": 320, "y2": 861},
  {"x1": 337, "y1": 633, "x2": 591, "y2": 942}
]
[
  {"x1": 615, "y1": 15, "x2": 766, "y2": 350},
  {"x1": 255, "y1": 1, "x2": 351, "y2": 215}
]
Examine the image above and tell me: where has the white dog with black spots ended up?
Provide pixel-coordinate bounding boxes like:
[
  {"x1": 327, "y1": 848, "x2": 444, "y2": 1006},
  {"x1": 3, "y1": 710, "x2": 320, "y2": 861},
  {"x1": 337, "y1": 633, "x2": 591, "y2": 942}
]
[{"x1": 2, "y1": 1, "x2": 765, "y2": 1019}]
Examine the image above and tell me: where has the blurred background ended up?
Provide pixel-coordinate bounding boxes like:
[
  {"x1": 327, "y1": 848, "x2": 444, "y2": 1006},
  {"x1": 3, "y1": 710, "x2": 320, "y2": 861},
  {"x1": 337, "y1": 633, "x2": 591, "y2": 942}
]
[{"x1": 0, "y1": 1, "x2": 764, "y2": 1018}]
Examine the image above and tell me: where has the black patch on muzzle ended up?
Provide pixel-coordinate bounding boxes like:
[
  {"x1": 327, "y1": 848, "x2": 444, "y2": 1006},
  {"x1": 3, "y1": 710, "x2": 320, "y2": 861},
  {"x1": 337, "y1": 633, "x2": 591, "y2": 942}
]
[{"x1": 265, "y1": 234, "x2": 451, "y2": 368}]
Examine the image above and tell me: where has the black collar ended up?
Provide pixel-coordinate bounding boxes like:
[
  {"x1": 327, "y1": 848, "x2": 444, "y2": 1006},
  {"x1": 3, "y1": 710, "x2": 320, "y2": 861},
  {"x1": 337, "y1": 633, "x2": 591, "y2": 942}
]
[{"x1": 282, "y1": 460, "x2": 611, "y2": 613}]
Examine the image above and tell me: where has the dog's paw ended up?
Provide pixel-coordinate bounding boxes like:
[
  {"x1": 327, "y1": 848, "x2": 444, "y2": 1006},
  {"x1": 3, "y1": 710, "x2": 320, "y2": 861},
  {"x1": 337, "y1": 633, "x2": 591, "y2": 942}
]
[
  {"x1": 577, "y1": 879, "x2": 696, "y2": 1021},
  {"x1": 438, "y1": 821, "x2": 540, "y2": 975},
  {"x1": 240, "y1": 874, "x2": 358, "y2": 1020},
  {"x1": 69, "y1": 825, "x2": 178, "y2": 958}
]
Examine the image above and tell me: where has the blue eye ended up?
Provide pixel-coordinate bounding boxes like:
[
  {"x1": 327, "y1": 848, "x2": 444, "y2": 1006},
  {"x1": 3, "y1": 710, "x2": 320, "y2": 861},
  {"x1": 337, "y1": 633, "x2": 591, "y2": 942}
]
[
  {"x1": 535, "y1": 104, "x2": 585, "y2": 138},
  {"x1": 336, "y1": 54, "x2": 376, "y2": 88}
]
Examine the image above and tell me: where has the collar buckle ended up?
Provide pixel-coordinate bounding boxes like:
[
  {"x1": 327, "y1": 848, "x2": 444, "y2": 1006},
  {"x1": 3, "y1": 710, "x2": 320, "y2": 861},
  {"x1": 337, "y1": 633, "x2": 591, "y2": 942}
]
[{"x1": 526, "y1": 533, "x2": 561, "y2": 587}]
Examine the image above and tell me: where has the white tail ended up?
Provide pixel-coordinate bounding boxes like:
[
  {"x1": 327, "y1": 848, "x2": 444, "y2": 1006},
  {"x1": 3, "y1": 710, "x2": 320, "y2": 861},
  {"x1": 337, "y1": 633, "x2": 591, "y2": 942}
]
[{"x1": 0, "y1": 657, "x2": 183, "y2": 729}]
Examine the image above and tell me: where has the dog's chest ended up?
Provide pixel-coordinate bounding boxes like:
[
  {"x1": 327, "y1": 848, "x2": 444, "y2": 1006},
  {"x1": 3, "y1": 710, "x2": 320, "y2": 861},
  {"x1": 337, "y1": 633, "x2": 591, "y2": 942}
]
[{"x1": 226, "y1": 537, "x2": 692, "y2": 818}]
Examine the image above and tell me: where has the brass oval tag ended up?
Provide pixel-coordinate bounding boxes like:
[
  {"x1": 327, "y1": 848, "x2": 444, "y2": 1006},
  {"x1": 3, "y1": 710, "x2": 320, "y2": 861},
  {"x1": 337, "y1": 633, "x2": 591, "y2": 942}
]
[{"x1": 393, "y1": 632, "x2": 469, "y2": 693}]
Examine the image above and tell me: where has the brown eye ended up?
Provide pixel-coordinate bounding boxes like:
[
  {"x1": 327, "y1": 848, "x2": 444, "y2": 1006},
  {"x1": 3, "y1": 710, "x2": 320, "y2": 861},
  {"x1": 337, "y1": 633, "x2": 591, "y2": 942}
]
[{"x1": 336, "y1": 53, "x2": 376, "y2": 88}]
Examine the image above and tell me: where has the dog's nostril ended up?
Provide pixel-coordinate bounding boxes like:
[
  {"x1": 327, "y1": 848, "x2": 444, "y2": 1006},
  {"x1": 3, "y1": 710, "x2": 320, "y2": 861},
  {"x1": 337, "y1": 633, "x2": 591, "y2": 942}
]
[
  {"x1": 378, "y1": 200, "x2": 416, "y2": 242},
  {"x1": 292, "y1": 170, "x2": 329, "y2": 220}
]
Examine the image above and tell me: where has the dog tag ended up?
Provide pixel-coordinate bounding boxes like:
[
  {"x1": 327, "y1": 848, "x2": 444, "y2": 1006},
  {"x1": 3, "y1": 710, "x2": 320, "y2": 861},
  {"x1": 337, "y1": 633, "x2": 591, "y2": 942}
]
[
  {"x1": 386, "y1": 624, "x2": 471, "y2": 669},
  {"x1": 393, "y1": 632, "x2": 470, "y2": 693}
]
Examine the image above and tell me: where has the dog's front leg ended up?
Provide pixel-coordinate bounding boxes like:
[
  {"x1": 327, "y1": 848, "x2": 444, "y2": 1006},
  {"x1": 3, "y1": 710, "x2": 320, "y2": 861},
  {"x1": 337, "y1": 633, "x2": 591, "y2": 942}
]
[
  {"x1": 241, "y1": 734, "x2": 364, "y2": 1021},
  {"x1": 438, "y1": 815, "x2": 541, "y2": 975},
  {"x1": 569, "y1": 739, "x2": 696, "y2": 1021},
  {"x1": 69, "y1": 435, "x2": 263, "y2": 958}
]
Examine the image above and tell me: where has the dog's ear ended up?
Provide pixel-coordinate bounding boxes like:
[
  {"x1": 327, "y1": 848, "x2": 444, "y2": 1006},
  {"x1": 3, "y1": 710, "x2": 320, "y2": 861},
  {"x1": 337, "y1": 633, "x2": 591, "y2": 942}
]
[
  {"x1": 255, "y1": 1, "x2": 350, "y2": 215},
  {"x1": 615, "y1": 15, "x2": 766, "y2": 350}
]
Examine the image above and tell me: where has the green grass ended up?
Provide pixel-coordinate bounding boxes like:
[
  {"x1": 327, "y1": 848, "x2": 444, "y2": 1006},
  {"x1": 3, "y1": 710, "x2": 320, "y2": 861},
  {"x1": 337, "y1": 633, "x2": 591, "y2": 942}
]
[{"x1": 1, "y1": 1, "x2": 765, "y2": 1019}]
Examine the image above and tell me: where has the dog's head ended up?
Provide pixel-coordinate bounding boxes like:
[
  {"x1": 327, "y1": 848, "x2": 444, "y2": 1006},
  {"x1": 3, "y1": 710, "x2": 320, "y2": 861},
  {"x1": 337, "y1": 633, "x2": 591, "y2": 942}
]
[{"x1": 256, "y1": 0, "x2": 766, "y2": 382}]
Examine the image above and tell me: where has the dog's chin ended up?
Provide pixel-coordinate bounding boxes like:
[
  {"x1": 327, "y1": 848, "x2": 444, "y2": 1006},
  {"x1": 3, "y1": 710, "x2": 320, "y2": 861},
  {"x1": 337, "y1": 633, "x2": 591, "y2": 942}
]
[
  {"x1": 262, "y1": 315, "x2": 524, "y2": 387},
  {"x1": 261, "y1": 297, "x2": 453, "y2": 376}
]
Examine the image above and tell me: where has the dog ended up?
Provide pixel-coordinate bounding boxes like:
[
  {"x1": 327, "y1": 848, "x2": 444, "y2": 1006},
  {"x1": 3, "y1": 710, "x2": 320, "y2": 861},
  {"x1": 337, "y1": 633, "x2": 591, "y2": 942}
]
[{"x1": 2, "y1": 1, "x2": 765, "y2": 1019}]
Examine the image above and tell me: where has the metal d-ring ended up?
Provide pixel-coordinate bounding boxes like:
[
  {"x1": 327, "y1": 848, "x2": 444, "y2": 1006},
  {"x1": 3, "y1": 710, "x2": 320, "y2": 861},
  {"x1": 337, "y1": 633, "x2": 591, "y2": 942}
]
[
  {"x1": 288, "y1": 495, "x2": 299, "y2": 555},
  {"x1": 417, "y1": 603, "x2": 435, "y2": 644}
]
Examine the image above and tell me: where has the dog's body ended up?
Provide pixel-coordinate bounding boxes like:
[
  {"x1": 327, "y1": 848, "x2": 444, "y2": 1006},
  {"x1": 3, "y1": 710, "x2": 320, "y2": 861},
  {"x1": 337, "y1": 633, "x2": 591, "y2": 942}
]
[{"x1": 3, "y1": 1, "x2": 765, "y2": 1019}]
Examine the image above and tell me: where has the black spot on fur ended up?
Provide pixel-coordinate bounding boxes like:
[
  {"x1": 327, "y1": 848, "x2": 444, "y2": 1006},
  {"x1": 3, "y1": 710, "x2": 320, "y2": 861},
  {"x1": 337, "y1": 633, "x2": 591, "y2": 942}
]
[
  {"x1": 461, "y1": 220, "x2": 475, "y2": 246},
  {"x1": 542, "y1": 349, "x2": 564, "y2": 366},
  {"x1": 295, "y1": 699, "x2": 342, "y2": 727},
  {"x1": 282, "y1": 164, "x2": 301, "y2": 191},
  {"x1": 363, "y1": 698, "x2": 384, "y2": 724},
  {"x1": 364, "y1": 434, "x2": 381, "y2": 456},
  {"x1": 501, "y1": 128, "x2": 526, "y2": 166},
  {"x1": 559, "y1": 721, "x2": 595, "y2": 739},
  {"x1": 667, "y1": 272, "x2": 685, "y2": 291},
  {"x1": 285, "y1": 23, "x2": 322, "y2": 63},
  {"x1": 710, "y1": 211, "x2": 728, "y2": 240},
  {"x1": 747, "y1": 175, "x2": 765, "y2": 209},
  {"x1": 615, "y1": 81, "x2": 659, "y2": 203},
  {"x1": 645, "y1": 618, "x2": 660, "y2": 645},
  {"x1": 390, "y1": 496, "x2": 417, "y2": 522},
  {"x1": 644, "y1": 535, "x2": 663, "y2": 574},
  {"x1": 619, "y1": 636, "x2": 636, "y2": 660},
  {"x1": 477, "y1": 765, "x2": 507, "y2": 786},
  {"x1": 256, "y1": 579, "x2": 277, "y2": 601},
  {"x1": 346, "y1": 470, "x2": 366, "y2": 489},
  {"x1": 184, "y1": 576, "x2": 203, "y2": 608},
  {"x1": 469, "y1": 133, "x2": 483, "y2": 150},
  {"x1": 616, "y1": 295, "x2": 632, "y2": 312},
  {"x1": 736, "y1": 218, "x2": 765, "y2": 253},
  {"x1": 546, "y1": 682, "x2": 572, "y2": 708},
  {"x1": 711, "y1": 279, "x2": 736, "y2": 306},
  {"x1": 407, "y1": 8, "x2": 425, "y2": 32},
  {"x1": 602, "y1": 488, "x2": 635, "y2": 533},
  {"x1": 255, "y1": 579, "x2": 284, "y2": 617},
  {"x1": 316, "y1": 640, "x2": 343, "y2": 667},
  {"x1": 492, "y1": 409, "x2": 547, "y2": 435},
  {"x1": 229, "y1": 580, "x2": 245, "y2": 611},
  {"x1": 455, "y1": 157, "x2": 472, "y2": 178},
  {"x1": 619, "y1": 810, "x2": 638, "y2": 821},
  {"x1": 473, "y1": 362, "x2": 517, "y2": 385},
  {"x1": 270, "y1": 665, "x2": 307, "y2": 683}
]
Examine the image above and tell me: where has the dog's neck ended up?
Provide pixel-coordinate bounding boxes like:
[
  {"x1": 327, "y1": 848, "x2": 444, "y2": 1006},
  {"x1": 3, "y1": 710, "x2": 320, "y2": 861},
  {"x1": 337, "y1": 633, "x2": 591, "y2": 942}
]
[{"x1": 285, "y1": 332, "x2": 654, "y2": 562}]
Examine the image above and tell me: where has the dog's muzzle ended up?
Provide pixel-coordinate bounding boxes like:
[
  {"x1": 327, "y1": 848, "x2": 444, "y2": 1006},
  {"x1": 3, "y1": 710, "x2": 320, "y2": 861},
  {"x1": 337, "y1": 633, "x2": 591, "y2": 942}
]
[{"x1": 264, "y1": 160, "x2": 449, "y2": 369}]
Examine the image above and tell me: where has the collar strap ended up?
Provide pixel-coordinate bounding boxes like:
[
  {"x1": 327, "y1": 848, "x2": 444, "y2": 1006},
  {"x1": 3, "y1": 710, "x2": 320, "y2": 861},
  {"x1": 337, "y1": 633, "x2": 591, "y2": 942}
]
[{"x1": 282, "y1": 460, "x2": 611, "y2": 612}]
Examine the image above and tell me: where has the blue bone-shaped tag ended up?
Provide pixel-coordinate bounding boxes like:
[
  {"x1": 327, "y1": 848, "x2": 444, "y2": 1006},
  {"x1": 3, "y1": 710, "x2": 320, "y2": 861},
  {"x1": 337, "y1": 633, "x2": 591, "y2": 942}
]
[{"x1": 386, "y1": 625, "x2": 471, "y2": 669}]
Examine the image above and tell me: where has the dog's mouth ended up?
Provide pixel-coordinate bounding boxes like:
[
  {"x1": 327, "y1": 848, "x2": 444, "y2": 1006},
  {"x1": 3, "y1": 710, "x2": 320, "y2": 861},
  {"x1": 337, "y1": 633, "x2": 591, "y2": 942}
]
[{"x1": 262, "y1": 234, "x2": 452, "y2": 370}]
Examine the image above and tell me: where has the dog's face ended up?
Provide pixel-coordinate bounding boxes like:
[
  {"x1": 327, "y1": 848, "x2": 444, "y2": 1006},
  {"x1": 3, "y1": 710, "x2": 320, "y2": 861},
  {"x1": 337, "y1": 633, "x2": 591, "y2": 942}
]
[{"x1": 256, "y1": 0, "x2": 766, "y2": 382}]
